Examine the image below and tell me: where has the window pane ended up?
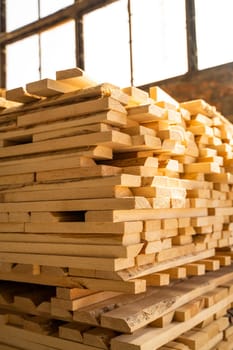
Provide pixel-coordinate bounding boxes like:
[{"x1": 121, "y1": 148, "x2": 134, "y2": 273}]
[
  {"x1": 40, "y1": 21, "x2": 76, "y2": 79},
  {"x1": 83, "y1": 0, "x2": 130, "y2": 87},
  {"x1": 6, "y1": 35, "x2": 40, "y2": 89},
  {"x1": 6, "y1": 0, "x2": 38, "y2": 31},
  {"x1": 195, "y1": 0, "x2": 233, "y2": 69},
  {"x1": 131, "y1": 0, "x2": 188, "y2": 86},
  {"x1": 40, "y1": 0, "x2": 74, "y2": 18}
]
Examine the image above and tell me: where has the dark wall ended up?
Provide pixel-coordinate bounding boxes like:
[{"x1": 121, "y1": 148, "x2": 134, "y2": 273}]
[{"x1": 143, "y1": 62, "x2": 233, "y2": 122}]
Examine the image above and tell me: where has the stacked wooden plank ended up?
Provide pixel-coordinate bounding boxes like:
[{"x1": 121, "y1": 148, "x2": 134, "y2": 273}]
[
  {"x1": 0, "y1": 67, "x2": 233, "y2": 349},
  {"x1": 1, "y1": 265, "x2": 233, "y2": 349}
]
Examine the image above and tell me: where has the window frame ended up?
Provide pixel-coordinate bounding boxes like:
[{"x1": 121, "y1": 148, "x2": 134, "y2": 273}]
[{"x1": 0, "y1": 0, "x2": 231, "y2": 89}]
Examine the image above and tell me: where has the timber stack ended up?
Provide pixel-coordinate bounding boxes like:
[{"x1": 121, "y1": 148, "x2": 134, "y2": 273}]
[{"x1": 0, "y1": 67, "x2": 233, "y2": 350}]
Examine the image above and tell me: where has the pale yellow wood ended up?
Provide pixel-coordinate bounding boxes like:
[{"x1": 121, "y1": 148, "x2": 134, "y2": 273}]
[
  {"x1": 26, "y1": 220, "x2": 142, "y2": 234},
  {"x1": 26, "y1": 78, "x2": 75, "y2": 97},
  {"x1": 83, "y1": 327, "x2": 116, "y2": 349},
  {"x1": 0, "y1": 173, "x2": 34, "y2": 186},
  {"x1": 17, "y1": 97, "x2": 126, "y2": 127},
  {"x1": 0, "y1": 130, "x2": 132, "y2": 159},
  {"x1": 149, "y1": 311, "x2": 175, "y2": 328},
  {"x1": 85, "y1": 208, "x2": 208, "y2": 223},
  {"x1": 6, "y1": 87, "x2": 41, "y2": 103},
  {"x1": 0, "y1": 97, "x2": 21, "y2": 109},
  {"x1": 122, "y1": 86, "x2": 149, "y2": 105},
  {"x1": 0, "y1": 241, "x2": 143, "y2": 258},
  {"x1": 0, "y1": 323, "x2": 100, "y2": 350},
  {"x1": 127, "y1": 104, "x2": 165, "y2": 122},
  {"x1": 56, "y1": 287, "x2": 95, "y2": 300},
  {"x1": 111, "y1": 292, "x2": 233, "y2": 350},
  {"x1": 0, "y1": 197, "x2": 150, "y2": 213},
  {"x1": 174, "y1": 297, "x2": 205, "y2": 322},
  {"x1": 56, "y1": 67, "x2": 97, "y2": 89},
  {"x1": 185, "y1": 264, "x2": 206, "y2": 276},
  {"x1": 184, "y1": 162, "x2": 221, "y2": 174},
  {"x1": 51, "y1": 291, "x2": 118, "y2": 311},
  {"x1": 180, "y1": 99, "x2": 217, "y2": 117},
  {"x1": 144, "y1": 273, "x2": 170, "y2": 286},
  {"x1": 149, "y1": 86, "x2": 179, "y2": 107},
  {"x1": 0, "y1": 252, "x2": 135, "y2": 271},
  {"x1": 36, "y1": 164, "x2": 121, "y2": 182},
  {"x1": 59, "y1": 322, "x2": 91, "y2": 342},
  {"x1": 163, "y1": 267, "x2": 187, "y2": 279},
  {"x1": 33, "y1": 122, "x2": 113, "y2": 142}
]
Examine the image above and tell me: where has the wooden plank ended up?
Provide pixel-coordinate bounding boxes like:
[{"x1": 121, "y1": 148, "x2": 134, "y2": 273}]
[
  {"x1": 0, "y1": 197, "x2": 150, "y2": 212},
  {"x1": 0, "y1": 253, "x2": 135, "y2": 271},
  {"x1": 111, "y1": 292, "x2": 233, "y2": 350},
  {"x1": 25, "y1": 221, "x2": 142, "y2": 234},
  {"x1": 0, "y1": 155, "x2": 96, "y2": 176},
  {"x1": 149, "y1": 86, "x2": 179, "y2": 107},
  {"x1": 17, "y1": 97, "x2": 126, "y2": 127},
  {"x1": 32, "y1": 122, "x2": 112, "y2": 142},
  {"x1": 174, "y1": 297, "x2": 205, "y2": 322},
  {"x1": 177, "y1": 329, "x2": 209, "y2": 350},
  {"x1": 2, "y1": 185, "x2": 132, "y2": 202},
  {"x1": 73, "y1": 288, "x2": 161, "y2": 326},
  {"x1": 0, "y1": 97, "x2": 21, "y2": 110},
  {"x1": 0, "y1": 324, "x2": 100, "y2": 350},
  {"x1": 122, "y1": 86, "x2": 149, "y2": 105},
  {"x1": 56, "y1": 287, "x2": 95, "y2": 300},
  {"x1": 59, "y1": 322, "x2": 91, "y2": 342},
  {"x1": 0, "y1": 173, "x2": 34, "y2": 186},
  {"x1": 0, "y1": 223, "x2": 24, "y2": 233},
  {"x1": 51, "y1": 291, "x2": 119, "y2": 311},
  {"x1": 26, "y1": 78, "x2": 74, "y2": 97},
  {"x1": 6, "y1": 87, "x2": 41, "y2": 103},
  {"x1": 83, "y1": 327, "x2": 116, "y2": 349},
  {"x1": 149, "y1": 311, "x2": 175, "y2": 328},
  {"x1": 36, "y1": 164, "x2": 122, "y2": 182},
  {"x1": 0, "y1": 110, "x2": 127, "y2": 144},
  {"x1": 184, "y1": 162, "x2": 221, "y2": 174},
  {"x1": 1, "y1": 233, "x2": 141, "y2": 246},
  {"x1": 143, "y1": 273, "x2": 170, "y2": 286},
  {"x1": 116, "y1": 249, "x2": 215, "y2": 281},
  {"x1": 0, "y1": 242, "x2": 143, "y2": 258},
  {"x1": 85, "y1": 208, "x2": 208, "y2": 222},
  {"x1": 0, "y1": 231, "x2": 141, "y2": 246},
  {"x1": 101, "y1": 269, "x2": 233, "y2": 333},
  {"x1": 0, "y1": 130, "x2": 132, "y2": 158},
  {"x1": 0, "y1": 84, "x2": 123, "y2": 119},
  {"x1": 56, "y1": 67, "x2": 97, "y2": 89},
  {"x1": 180, "y1": 99, "x2": 217, "y2": 117},
  {"x1": 127, "y1": 104, "x2": 165, "y2": 122},
  {"x1": 14, "y1": 174, "x2": 140, "y2": 192}
]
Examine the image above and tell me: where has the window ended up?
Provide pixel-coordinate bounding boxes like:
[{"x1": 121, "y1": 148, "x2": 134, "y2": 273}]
[
  {"x1": 40, "y1": 21, "x2": 76, "y2": 79},
  {"x1": 6, "y1": 35, "x2": 40, "y2": 89},
  {"x1": 131, "y1": 0, "x2": 188, "y2": 86},
  {"x1": 195, "y1": 0, "x2": 233, "y2": 69},
  {"x1": 1, "y1": 0, "x2": 233, "y2": 90},
  {"x1": 6, "y1": 0, "x2": 38, "y2": 31},
  {"x1": 39, "y1": 0, "x2": 74, "y2": 18},
  {"x1": 83, "y1": 0, "x2": 131, "y2": 87}
]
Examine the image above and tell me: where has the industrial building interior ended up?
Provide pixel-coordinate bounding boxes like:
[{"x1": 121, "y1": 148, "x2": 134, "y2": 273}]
[{"x1": 0, "y1": 1, "x2": 233, "y2": 350}]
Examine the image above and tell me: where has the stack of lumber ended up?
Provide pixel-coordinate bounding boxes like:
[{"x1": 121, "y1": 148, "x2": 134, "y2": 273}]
[
  {"x1": 1, "y1": 266, "x2": 233, "y2": 349},
  {"x1": 0, "y1": 67, "x2": 233, "y2": 349}
]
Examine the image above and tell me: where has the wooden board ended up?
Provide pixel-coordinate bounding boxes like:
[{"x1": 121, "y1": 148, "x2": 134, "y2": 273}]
[
  {"x1": 17, "y1": 97, "x2": 126, "y2": 127},
  {"x1": 26, "y1": 78, "x2": 75, "y2": 97}
]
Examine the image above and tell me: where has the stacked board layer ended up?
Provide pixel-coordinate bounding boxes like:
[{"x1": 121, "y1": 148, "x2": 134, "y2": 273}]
[{"x1": 0, "y1": 67, "x2": 233, "y2": 349}]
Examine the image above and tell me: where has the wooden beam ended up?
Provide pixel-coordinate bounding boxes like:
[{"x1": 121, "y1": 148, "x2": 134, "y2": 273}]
[{"x1": 185, "y1": 0, "x2": 198, "y2": 72}]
